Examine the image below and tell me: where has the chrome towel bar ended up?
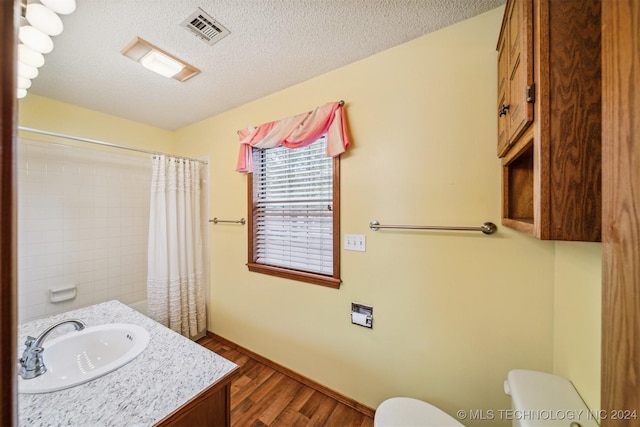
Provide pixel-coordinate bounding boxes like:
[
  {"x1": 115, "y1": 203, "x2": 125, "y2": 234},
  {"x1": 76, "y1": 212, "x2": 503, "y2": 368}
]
[
  {"x1": 210, "y1": 218, "x2": 246, "y2": 225},
  {"x1": 369, "y1": 220, "x2": 497, "y2": 235}
]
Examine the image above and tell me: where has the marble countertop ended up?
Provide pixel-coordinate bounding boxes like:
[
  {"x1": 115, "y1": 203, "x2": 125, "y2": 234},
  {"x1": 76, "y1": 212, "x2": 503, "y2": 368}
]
[{"x1": 18, "y1": 300, "x2": 238, "y2": 427}]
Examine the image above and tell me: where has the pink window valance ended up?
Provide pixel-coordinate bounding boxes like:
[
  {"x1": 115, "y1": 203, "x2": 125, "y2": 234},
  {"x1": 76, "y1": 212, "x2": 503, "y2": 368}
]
[{"x1": 235, "y1": 101, "x2": 350, "y2": 173}]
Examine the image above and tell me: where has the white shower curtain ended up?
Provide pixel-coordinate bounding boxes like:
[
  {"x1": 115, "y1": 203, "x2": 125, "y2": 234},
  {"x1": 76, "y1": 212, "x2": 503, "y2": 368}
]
[{"x1": 147, "y1": 155, "x2": 206, "y2": 339}]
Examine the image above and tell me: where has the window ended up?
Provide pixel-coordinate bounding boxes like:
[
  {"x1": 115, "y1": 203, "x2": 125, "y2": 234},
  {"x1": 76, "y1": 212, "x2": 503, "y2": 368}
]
[{"x1": 247, "y1": 135, "x2": 341, "y2": 288}]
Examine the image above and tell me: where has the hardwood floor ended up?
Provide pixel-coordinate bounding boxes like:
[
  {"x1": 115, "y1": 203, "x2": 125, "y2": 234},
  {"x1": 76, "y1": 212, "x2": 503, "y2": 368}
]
[{"x1": 197, "y1": 335, "x2": 374, "y2": 427}]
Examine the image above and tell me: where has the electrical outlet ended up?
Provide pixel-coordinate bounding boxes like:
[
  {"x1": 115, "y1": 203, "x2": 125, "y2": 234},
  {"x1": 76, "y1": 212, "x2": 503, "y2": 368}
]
[{"x1": 344, "y1": 234, "x2": 366, "y2": 252}]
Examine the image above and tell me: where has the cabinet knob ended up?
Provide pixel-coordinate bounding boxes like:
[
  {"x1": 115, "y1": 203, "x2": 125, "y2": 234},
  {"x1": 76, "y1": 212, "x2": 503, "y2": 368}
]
[{"x1": 498, "y1": 104, "x2": 510, "y2": 117}]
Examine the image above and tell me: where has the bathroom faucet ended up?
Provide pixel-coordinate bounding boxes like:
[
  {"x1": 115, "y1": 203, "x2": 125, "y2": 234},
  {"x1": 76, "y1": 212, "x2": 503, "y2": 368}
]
[{"x1": 18, "y1": 319, "x2": 87, "y2": 380}]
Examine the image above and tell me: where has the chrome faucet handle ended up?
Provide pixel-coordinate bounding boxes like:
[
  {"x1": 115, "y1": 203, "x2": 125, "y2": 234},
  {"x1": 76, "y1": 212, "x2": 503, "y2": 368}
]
[
  {"x1": 19, "y1": 336, "x2": 36, "y2": 364},
  {"x1": 19, "y1": 337, "x2": 41, "y2": 379},
  {"x1": 23, "y1": 335, "x2": 35, "y2": 350},
  {"x1": 19, "y1": 346, "x2": 46, "y2": 379},
  {"x1": 18, "y1": 319, "x2": 87, "y2": 380}
]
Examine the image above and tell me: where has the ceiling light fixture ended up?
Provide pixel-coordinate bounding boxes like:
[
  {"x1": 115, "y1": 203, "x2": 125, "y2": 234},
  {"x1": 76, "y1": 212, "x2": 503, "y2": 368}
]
[
  {"x1": 17, "y1": 62, "x2": 39, "y2": 80},
  {"x1": 40, "y1": 0, "x2": 76, "y2": 15},
  {"x1": 17, "y1": 76, "x2": 32, "y2": 90},
  {"x1": 16, "y1": 0, "x2": 76, "y2": 99},
  {"x1": 18, "y1": 44, "x2": 45, "y2": 68},
  {"x1": 121, "y1": 37, "x2": 200, "y2": 82},
  {"x1": 19, "y1": 25, "x2": 54, "y2": 54},
  {"x1": 140, "y1": 51, "x2": 184, "y2": 79},
  {"x1": 26, "y1": 3, "x2": 64, "y2": 36}
]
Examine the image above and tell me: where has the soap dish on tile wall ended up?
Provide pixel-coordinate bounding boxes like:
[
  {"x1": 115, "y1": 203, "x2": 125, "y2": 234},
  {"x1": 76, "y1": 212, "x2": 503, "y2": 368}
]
[{"x1": 50, "y1": 285, "x2": 77, "y2": 303}]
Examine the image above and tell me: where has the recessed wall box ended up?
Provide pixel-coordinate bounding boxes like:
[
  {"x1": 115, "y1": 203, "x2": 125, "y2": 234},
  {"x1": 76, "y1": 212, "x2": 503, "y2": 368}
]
[{"x1": 351, "y1": 302, "x2": 373, "y2": 328}]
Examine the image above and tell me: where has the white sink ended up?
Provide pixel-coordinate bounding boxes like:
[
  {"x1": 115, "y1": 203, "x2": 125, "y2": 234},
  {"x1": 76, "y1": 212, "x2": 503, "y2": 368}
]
[{"x1": 18, "y1": 323, "x2": 150, "y2": 394}]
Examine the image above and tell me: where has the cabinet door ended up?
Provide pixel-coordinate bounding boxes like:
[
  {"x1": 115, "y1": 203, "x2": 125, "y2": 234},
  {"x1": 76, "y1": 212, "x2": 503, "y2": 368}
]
[
  {"x1": 497, "y1": 33, "x2": 510, "y2": 156},
  {"x1": 506, "y1": 0, "x2": 533, "y2": 143}
]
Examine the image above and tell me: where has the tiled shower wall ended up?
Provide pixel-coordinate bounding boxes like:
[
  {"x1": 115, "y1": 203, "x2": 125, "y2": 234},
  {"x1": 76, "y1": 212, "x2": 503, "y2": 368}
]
[{"x1": 17, "y1": 138, "x2": 151, "y2": 323}]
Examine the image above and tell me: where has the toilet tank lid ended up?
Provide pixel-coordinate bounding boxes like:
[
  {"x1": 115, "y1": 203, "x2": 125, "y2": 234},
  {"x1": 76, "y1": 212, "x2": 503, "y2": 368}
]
[{"x1": 506, "y1": 370, "x2": 599, "y2": 427}]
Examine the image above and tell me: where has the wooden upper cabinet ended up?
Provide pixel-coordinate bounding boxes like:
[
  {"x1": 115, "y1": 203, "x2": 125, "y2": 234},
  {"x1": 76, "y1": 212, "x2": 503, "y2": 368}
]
[
  {"x1": 498, "y1": 0, "x2": 602, "y2": 241},
  {"x1": 497, "y1": 0, "x2": 533, "y2": 158}
]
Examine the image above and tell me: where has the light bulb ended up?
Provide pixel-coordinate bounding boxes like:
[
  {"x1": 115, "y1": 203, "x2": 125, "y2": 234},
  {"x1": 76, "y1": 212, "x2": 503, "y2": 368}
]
[
  {"x1": 17, "y1": 88, "x2": 28, "y2": 99},
  {"x1": 17, "y1": 76, "x2": 32, "y2": 90},
  {"x1": 18, "y1": 44, "x2": 45, "y2": 68},
  {"x1": 19, "y1": 26, "x2": 54, "y2": 54},
  {"x1": 18, "y1": 62, "x2": 39, "y2": 80},
  {"x1": 26, "y1": 3, "x2": 64, "y2": 36},
  {"x1": 40, "y1": 0, "x2": 76, "y2": 15}
]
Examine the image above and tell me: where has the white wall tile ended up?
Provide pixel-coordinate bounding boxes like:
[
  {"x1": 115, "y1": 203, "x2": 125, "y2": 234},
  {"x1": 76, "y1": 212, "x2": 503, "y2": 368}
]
[{"x1": 17, "y1": 139, "x2": 151, "y2": 323}]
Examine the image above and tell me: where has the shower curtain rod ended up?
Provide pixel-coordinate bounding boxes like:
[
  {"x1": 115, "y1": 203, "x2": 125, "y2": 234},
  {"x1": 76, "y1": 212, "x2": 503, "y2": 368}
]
[{"x1": 18, "y1": 126, "x2": 208, "y2": 165}]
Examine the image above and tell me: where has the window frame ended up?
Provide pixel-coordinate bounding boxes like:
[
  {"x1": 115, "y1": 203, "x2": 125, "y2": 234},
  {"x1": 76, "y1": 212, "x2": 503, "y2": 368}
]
[{"x1": 247, "y1": 145, "x2": 341, "y2": 289}]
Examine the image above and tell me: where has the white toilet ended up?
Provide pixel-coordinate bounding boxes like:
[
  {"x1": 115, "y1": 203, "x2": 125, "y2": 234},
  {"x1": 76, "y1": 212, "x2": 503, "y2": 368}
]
[
  {"x1": 505, "y1": 369, "x2": 599, "y2": 427},
  {"x1": 376, "y1": 369, "x2": 599, "y2": 427},
  {"x1": 374, "y1": 397, "x2": 464, "y2": 427}
]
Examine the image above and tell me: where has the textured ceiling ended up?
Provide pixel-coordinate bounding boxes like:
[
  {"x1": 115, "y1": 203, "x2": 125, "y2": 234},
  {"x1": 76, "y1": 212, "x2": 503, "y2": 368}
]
[{"x1": 25, "y1": 0, "x2": 505, "y2": 130}]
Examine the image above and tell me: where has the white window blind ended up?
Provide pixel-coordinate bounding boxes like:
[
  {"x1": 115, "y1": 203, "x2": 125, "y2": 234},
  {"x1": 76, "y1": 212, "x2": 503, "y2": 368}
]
[{"x1": 252, "y1": 136, "x2": 333, "y2": 276}]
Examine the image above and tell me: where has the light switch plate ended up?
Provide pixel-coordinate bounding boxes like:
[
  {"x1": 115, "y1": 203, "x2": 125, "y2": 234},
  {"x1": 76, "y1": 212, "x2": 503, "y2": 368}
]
[{"x1": 344, "y1": 234, "x2": 366, "y2": 252}]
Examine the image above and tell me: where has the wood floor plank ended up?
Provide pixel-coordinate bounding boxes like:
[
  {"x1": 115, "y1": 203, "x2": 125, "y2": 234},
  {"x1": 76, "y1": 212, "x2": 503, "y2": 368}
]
[
  {"x1": 267, "y1": 385, "x2": 315, "y2": 426},
  {"x1": 326, "y1": 403, "x2": 367, "y2": 427},
  {"x1": 257, "y1": 378, "x2": 304, "y2": 425},
  {"x1": 246, "y1": 370, "x2": 285, "y2": 403},
  {"x1": 284, "y1": 386, "x2": 315, "y2": 412},
  {"x1": 307, "y1": 400, "x2": 340, "y2": 427},
  {"x1": 230, "y1": 362, "x2": 277, "y2": 410},
  {"x1": 301, "y1": 392, "x2": 340, "y2": 427},
  {"x1": 270, "y1": 408, "x2": 312, "y2": 427},
  {"x1": 232, "y1": 397, "x2": 266, "y2": 427},
  {"x1": 234, "y1": 375, "x2": 290, "y2": 426},
  {"x1": 197, "y1": 335, "x2": 375, "y2": 427}
]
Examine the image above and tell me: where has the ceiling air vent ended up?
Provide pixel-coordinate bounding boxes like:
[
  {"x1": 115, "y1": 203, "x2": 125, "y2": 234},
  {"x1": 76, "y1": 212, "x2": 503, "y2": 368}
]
[{"x1": 180, "y1": 8, "x2": 230, "y2": 46}]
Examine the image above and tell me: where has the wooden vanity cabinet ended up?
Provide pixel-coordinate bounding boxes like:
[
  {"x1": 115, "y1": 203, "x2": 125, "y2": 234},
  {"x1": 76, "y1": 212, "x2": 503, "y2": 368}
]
[
  {"x1": 498, "y1": 0, "x2": 602, "y2": 241},
  {"x1": 156, "y1": 367, "x2": 240, "y2": 427}
]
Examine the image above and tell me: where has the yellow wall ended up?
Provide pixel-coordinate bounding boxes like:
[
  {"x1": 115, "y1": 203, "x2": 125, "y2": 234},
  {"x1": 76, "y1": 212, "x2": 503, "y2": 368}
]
[
  {"x1": 18, "y1": 94, "x2": 175, "y2": 153},
  {"x1": 17, "y1": 5, "x2": 603, "y2": 424},
  {"x1": 553, "y1": 242, "x2": 602, "y2": 412},
  {"x1": 177, "y1": 7, "x2": 559, "y2": 424}
]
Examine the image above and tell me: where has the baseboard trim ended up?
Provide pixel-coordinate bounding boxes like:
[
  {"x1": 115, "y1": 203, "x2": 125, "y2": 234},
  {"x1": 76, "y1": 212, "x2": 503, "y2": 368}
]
[{"x1": 206, "y1": 331, "x2": 376, "y2": 419}]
